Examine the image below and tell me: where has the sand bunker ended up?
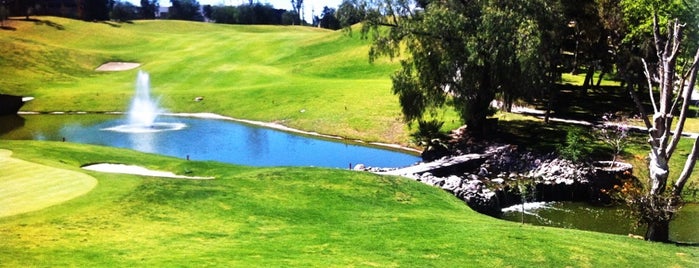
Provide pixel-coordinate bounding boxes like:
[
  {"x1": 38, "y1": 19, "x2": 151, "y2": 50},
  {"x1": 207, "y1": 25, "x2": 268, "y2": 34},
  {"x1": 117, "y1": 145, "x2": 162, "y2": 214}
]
[
  {"x1": 96, "y1": 62, "x2": 141, "y2": 71},
  {"x1": 82, "y1": 163, "x2": 214, "y2": 180}
]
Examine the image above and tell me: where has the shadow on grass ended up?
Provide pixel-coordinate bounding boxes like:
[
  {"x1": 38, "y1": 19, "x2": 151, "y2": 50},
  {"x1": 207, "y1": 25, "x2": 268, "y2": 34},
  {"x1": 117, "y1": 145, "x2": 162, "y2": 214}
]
[
  {"x1": 528, "y1": 84, "x2": 665, "y2": 124},
  {"x1": 102, "y1": 21, "x2": 121, "y2": 28},
  {"x1": 493, "y1": 117, "x2": 626, "y2": 160},
  {"x1": 1, "y1": 25, "x2": 16, "y2": 31},
  {"x1": 15, "y1": 18, "x2": 65, "y2": 30}
]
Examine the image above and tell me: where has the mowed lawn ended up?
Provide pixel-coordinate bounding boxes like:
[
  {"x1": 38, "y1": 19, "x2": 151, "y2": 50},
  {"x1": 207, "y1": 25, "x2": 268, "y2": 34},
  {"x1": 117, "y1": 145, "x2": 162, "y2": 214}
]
[
  {"x1": 0, "y1": 149, "x2": 96, "y2": 217},
  {"x1": 0, "y1": 140, "x2": 697, "y2": 267},
  {"x1": 0, "y1": 17, "x2": 408, "y2": 144}
]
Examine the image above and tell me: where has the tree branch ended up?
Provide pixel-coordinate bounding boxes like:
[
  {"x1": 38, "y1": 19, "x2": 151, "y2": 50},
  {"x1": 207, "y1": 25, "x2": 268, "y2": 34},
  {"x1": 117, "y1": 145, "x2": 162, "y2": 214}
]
[
  {"x1": 673, "y1": 136, "x2": 699, "y2": 197},
  {"x1": 642, "y1": 59, "x2": 659, "y2": 113},
  {"x1": 668, "y1": 21, "x2": 684, "y2": 60},
  {"x1": 652, "y1": 13, "x2": 664, "y2": 62},
  {"x1": 628, "y1": 84, "x2": 653, "y2": 129},
  {"x1": 668, "y1": 48, "x2": 699, "y2": 157}
]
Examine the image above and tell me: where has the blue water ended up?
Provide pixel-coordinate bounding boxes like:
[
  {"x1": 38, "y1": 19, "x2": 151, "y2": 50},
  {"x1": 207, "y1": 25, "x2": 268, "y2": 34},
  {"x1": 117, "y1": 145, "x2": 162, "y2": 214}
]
[{"x1": 1, "y1": 115, "x2": 420, "y2": 168}]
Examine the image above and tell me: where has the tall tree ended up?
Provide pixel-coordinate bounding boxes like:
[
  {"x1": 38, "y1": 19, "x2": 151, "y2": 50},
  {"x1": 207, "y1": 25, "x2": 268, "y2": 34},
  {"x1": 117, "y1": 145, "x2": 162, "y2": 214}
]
[
  {"x1": 0, "y1": 4, "x2": 7, "y2": 28},
  {"x1": 83, "y1": 0, "x2": 110, "y2": 21},
  {"x1": 360, "y1": 0, "x2": 563, "y2": 138},
  {"x1": 140, "y1": 0, "x2": 158, "y2": 19},
  {"x1": 316, "y1": 6, "x2": 340, "y2": 30},
  {"x1": 290, "y1": 0, "x2": 303, "y2": 24},
  {"x1": 336, "y1": 0, "x2": 364, "y2": 28},
  {"x1": 629, "y1": 13, "x2": 699, "y2": 242},
  {"x1": 110, "y1": 1, "x2": 139, "y2": 21},
  {"x1": 169, "y1": 0, "x2": 203, "y2": 21}
]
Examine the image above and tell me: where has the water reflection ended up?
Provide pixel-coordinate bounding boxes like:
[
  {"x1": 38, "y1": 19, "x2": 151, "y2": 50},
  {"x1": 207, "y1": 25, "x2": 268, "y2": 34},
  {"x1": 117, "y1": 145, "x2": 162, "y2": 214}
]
[
  {"x1": 0, "y1": 115, "x2": 25, "y2": 136},
  {"x1": 129, "y1": 131, "x2": 156, "y2": 153},
  {"x1": 245, "y1": 126, "x2": 268, "y2": 158},
  {"x1": 501, "y1": 202, "x2": 698, "y2": 243}
]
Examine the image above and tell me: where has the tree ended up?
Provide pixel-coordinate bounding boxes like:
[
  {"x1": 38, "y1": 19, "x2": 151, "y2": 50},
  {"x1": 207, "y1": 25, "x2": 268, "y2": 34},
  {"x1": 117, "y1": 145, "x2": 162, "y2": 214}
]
[
  {"x1": 629, "y1": 13, "x2": 699, "y2": 242},
  {"x1": 316, "y1": 6, "x2": 340, "y2": 30},
  {"x1": 290, "y1": 0, "x2": 303, "y2": 24},
  {"x1": 0, "y1": 2, "x2": 7, "y2": 28},
  {"x1": 110, "y1": 1, "x2": 139, "y2": 22},
  {"x1": 336, "y1": 0, "x2": 364, "y2": 28},
  {"x1": 360, "y1": 0, "x2": 563, "y2": 138},
  {"x1": 83, "y1": 0, "x2": 110, "y2": 21},
  {"x1": 169, "y1": 0, "x2": 203, "y2": 21},
  {"x1": 140, "y1": 0, "x2": 158, "y2": 19}
]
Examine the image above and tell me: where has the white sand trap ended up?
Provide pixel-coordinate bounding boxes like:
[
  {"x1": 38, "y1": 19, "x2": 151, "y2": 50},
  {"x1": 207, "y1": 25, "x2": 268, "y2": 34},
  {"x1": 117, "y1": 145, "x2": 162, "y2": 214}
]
[
  {"x1": 96, "y1": 62, "x2": 141, "y2": 71},
  {"x1": 82, "y1": 163, "x2": 214, "y2": 180}
]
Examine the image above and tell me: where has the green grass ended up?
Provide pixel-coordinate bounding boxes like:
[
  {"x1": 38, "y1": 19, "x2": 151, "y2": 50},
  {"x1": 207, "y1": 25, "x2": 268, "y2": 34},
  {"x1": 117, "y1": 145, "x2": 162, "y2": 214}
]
[
  {"x1": 0, "y1": 149, "x2": 97, "y2": 217},
  {"x1": 0, "y1": 140, "x2": 697, "y2": 267},
  {"x1": 561, "y1": 72, "x2": 621, "y2": 87},
  {"x1": 0, "y1": 17, "x2": 409, "y2": 145}
]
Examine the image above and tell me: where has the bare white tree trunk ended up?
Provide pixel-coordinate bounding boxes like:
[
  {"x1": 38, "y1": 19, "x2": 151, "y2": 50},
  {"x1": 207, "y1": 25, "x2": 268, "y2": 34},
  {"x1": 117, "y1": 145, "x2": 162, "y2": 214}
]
[{"x1": 630, "y1": 14, "x2": 699, "y2": 242}]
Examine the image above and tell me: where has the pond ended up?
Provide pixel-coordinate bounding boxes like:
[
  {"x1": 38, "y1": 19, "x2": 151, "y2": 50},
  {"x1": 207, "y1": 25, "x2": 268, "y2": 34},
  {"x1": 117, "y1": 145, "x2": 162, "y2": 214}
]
[
  {"x1": 501, "y1": 202, "x2": 699, "y2": 243},
  {"x1": 0, "y1": 114, "x2": 420, "y2": 168}
]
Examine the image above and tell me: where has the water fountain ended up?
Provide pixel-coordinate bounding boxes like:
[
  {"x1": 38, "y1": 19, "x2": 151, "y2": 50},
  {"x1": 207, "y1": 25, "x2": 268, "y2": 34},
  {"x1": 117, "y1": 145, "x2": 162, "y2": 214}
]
[{"x1": 104, "y1": 70, "x2": 186, "y2": 133}]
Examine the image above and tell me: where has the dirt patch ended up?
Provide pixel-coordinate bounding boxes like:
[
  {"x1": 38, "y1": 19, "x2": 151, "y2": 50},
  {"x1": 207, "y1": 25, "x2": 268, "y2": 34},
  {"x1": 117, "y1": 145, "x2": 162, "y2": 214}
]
[{"x1": 95, "y1": 62, "x2": 140, "y2": 71}]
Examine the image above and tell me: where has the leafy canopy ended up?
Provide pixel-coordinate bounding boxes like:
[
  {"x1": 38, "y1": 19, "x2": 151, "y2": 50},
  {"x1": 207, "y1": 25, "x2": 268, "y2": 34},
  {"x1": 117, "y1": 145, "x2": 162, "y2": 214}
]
[{"x1": 359, "y1": 0, "x2": 563, "y2": 136}]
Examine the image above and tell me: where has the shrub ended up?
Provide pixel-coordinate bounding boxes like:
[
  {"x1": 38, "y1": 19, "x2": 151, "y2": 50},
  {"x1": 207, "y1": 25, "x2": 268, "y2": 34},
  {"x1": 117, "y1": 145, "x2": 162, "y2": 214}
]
[{"x1": 558, "y1": 127, "x2": 591, "y2": 162}]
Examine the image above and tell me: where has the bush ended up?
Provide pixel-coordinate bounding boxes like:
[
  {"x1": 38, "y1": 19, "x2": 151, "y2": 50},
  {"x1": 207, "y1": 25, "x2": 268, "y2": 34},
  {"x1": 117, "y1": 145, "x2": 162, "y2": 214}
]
[
  {"x1": 558, "y1": 127, "x2": 591, "y2": 162},
  {"x1": 411, "y1": 119, "x2": 449, "y2": 161}
]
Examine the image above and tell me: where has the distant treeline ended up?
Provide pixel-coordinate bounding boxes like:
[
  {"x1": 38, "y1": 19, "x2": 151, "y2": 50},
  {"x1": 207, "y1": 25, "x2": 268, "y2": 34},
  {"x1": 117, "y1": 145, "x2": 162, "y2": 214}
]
[
  {"x1": 203, "y1": 4, "x2": 294, "y2": 26},
  {"x1": 0, "y1": 0, "x2": 345, "y2": 30}
]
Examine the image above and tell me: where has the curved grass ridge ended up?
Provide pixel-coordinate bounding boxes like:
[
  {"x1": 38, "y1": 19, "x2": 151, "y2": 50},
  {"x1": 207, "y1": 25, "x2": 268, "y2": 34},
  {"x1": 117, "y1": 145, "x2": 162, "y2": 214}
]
[
  {"x1": 0, "y1": 149, "x2": 97, "y2": 217},
  {"x1": 0, "y1": 141, "x2": 697, "y2": 267}
]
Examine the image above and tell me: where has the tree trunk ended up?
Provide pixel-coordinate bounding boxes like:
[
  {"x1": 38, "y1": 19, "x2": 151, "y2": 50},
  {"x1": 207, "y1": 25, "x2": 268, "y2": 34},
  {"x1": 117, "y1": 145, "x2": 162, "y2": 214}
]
[
  {"x1": 583, "y1": 64, "x2": 595, "y2": 90},
  {"x1": 596, "y1": 68, "x2": 607, "y2": 87},
  {"x1": 645, "y1": 220, "x2": 670, "y2": 242}
]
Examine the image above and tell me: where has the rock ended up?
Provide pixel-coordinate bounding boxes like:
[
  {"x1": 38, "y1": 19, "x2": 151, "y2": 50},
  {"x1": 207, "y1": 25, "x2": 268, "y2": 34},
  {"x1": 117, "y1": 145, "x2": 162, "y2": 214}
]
[
  {"x1": 441, "y1": 175, "x2": 463, "y2": 191},
  {"x1": 491, "y1": 178, "x2": 505, "y2": 184},
  {"x1": 353, "y1": 164, "x2": 365, "y2": 171}
]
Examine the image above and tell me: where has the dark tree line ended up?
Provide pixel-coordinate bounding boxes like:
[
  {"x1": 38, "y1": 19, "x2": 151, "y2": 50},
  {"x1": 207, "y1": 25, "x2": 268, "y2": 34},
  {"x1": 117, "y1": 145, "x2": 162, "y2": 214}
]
[
  {"x1": 203, "y1": 3, "x2": 288, "y2": 25},
  {"x1": 1, "y1": 0, "x2": 344, "y2": 30},
  {"x1": 2, "y1": 0, "x2": 158, "y2": 22}
]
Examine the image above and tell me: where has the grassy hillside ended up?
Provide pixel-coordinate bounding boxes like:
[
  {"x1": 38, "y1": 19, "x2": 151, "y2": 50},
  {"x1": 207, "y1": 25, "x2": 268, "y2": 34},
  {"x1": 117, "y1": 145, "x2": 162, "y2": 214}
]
[
  {"x1": 0, "y1": 140, "x2": 697, "y2": 267},
  {"x1": 0, "y1": 17, "x2": 408, "y2": 144}
]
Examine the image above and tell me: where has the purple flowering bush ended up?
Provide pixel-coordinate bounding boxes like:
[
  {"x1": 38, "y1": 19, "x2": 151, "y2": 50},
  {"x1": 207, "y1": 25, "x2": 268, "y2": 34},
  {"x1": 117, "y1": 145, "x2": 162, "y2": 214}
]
[{"x1": 597, "y1": 113, "x2": 629, "y2": 166}]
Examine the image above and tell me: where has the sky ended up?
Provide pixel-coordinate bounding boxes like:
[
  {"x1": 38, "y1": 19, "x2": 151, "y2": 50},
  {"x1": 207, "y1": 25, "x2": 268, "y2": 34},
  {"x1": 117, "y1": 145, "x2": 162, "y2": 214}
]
[{"x1": 125, "y1": 0, "x2": 344, "y2": 22}]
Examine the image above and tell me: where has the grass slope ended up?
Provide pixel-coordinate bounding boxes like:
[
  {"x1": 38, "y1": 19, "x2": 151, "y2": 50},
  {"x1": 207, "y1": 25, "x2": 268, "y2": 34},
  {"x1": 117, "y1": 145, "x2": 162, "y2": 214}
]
[
  {"x1": 0, "y1": 141, "x2": 697, "y2": 267},
  {"x1": 0, "y1": 149, "x2": 96, "y2": 217},
  {"x1": 0, "y1": 17, "x2": 408, "y2": 144}
]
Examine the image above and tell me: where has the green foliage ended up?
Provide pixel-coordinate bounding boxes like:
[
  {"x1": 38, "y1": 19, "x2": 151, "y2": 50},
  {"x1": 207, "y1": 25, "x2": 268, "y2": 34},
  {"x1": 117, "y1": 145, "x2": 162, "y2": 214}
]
[
  {"x1": 410, "y1": 119, "x2": 447, "y2": 146},
  {"x1": 207, "y1": 3, "x2": 288, "y2": 25},
  {"x1": 140, "y1": 0, "x2": 159, "y2": 19},
  {"x1": 620, "y1": 0, "x2": 699, "y2": 55},
  {"x1": 360, "y1": 0, "x2": 563, "y2": 136},
  {"x1": 336, "y1": 0, "x2": 364, "y2": 28},
  {"x1": 316, "y1": 6, "x2": 341, "y2": 30},
  {"x1": 84, "y1": 0, "x2": 110, "y2": 21},
  {"x1": 558, "y1": 127, "x2": 591, "y2": 162},
  {"x1": 110, "y1": 1, "x2": 140, "y2": 22},
  {"x1": 169, "y1": 0, "x2": 204, "y2": 21}
]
